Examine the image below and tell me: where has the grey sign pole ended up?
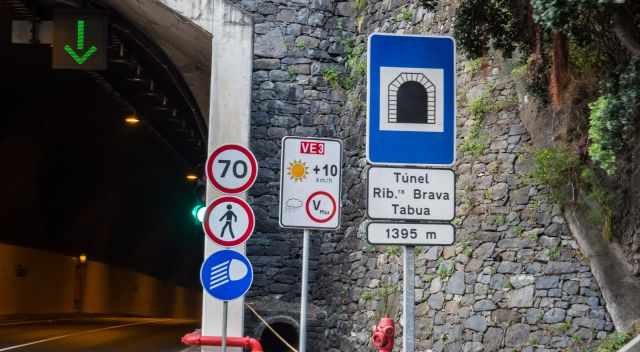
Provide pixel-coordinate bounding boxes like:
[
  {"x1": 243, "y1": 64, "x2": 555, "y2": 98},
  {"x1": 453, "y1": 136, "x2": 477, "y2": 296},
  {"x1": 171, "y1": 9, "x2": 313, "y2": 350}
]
[
  {"x1": 403, "y1": 245, "x2": 415, "y2": 352},
  {"x1": 299, "y1": 229, "x2": 311, "y2": 352},
  {"x1": 221, "y1": 301, "x2": 228, "y2": 352}
]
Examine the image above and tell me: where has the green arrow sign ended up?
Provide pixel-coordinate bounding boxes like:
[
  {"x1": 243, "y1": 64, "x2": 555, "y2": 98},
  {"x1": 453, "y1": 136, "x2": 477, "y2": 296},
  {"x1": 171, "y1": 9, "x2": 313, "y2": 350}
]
[{"x1": 63, "y1": 20, "x2": 98, "y2": 65}]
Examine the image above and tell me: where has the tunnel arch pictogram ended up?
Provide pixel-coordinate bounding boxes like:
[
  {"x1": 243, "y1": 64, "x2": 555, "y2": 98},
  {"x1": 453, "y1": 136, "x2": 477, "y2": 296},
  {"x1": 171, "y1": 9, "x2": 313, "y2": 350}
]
[{"x1": 387, "y1": 72, "x2": 436, "y2": 125}]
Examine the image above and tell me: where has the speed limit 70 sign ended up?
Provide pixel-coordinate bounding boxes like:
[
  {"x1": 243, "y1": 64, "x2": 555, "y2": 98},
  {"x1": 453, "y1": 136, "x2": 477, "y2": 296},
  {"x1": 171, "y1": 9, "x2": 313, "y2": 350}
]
[{"x1": 206, "y1": 144, "x2": 258, "y2": 194}]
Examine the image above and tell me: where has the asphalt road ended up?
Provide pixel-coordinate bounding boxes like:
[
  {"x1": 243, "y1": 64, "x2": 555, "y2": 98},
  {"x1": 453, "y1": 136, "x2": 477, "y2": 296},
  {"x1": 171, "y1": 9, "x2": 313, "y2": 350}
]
[{"x1": 0, "y1": 317, "x2": 199, "y2": 352}]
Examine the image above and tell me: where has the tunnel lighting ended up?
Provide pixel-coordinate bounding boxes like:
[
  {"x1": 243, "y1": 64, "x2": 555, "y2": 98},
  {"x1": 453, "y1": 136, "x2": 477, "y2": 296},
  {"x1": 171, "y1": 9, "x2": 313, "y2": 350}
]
[
  {"x1": 79, "y1": 254, "x2": 87, "y2": 264},
  {"x1": 192, "y1": 204, "x2": 206, "y2": 224},
  {"x1": 124, "y1": 114, "x2": 141, "y2": 125},
  {"x1": 186, "y1": 174, "x2": 199, "y2": 182}
]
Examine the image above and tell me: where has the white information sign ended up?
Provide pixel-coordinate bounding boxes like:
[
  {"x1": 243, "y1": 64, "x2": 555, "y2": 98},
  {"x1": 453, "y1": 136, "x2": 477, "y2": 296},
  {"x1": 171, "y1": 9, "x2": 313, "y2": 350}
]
[
  {"x1": 367, "y1": 222, "x2": 455, "y2": 246},
  {"x1": 367, "y1": 167, "x2": 455, "y2": 221},
  {"x1": 279, "y1": 137, "x2": 342, "y2": 230}
]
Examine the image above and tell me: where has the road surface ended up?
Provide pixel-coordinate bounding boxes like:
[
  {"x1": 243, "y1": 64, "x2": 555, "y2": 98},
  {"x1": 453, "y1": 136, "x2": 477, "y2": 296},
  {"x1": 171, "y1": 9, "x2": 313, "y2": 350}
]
[{"x1": 0, "y1": 317, "x2": 199, "y2": 352}]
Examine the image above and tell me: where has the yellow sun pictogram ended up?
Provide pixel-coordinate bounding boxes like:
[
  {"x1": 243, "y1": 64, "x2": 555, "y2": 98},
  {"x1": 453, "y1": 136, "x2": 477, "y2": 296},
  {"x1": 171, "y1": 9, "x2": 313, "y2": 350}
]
[{"x1": 288, "y1": 160, "x2": 308, "y2": 182}]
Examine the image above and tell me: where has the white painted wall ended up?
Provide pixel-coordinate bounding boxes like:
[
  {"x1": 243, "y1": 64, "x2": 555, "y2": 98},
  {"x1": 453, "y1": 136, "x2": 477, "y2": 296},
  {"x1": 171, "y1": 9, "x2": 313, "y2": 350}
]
[{"x1": 157, "y1": 0, "x2": 214, "y2": 31}]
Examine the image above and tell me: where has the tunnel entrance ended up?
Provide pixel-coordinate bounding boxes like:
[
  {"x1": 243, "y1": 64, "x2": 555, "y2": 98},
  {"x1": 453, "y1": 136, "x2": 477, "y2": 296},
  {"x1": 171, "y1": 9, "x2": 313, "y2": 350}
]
[
  {"x1": 0, "y1": 0, "x2": 207, "y2": 319},
  {"x1": 398, "y1": 81, "x2": 429, "y2": 123},
  {"x1": 259, "y1": 321, "x2": 299, "y2": 352}
]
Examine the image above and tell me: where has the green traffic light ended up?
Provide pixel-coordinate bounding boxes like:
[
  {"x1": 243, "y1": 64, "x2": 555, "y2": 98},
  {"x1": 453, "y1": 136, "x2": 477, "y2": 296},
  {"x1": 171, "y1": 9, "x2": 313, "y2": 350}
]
[{"x1": 192, "y1": 204, "x2": 206, "y2": 223}]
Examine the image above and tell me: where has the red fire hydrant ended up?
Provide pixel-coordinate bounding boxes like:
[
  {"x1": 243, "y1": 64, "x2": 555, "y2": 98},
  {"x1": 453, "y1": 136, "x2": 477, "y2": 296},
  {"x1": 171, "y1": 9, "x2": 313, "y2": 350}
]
[{"x1": 372, "y1": 317, "x2": 395, "y2": 352}]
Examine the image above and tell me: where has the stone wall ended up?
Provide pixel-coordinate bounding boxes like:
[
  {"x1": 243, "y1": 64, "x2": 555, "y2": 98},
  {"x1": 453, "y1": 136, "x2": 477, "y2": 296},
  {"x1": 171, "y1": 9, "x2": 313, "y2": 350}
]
[
  {"x1": 316, "y1": 1, "x2": 616, "y2": 351},
  {"x1": 158, "y1": 0, "x2": 618, "y2": 350}
]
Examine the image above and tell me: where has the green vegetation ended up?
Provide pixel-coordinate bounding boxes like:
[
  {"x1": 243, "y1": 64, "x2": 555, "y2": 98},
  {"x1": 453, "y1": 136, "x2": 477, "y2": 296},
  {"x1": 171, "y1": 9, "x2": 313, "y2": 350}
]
[
  {"x1": 397, "y1": 7, "x2": 413, "y2": 22},
  {"x1": 525, "y1": 145, "x2": 615, "y2": 240},
  {"x1": 385, "y1": 246, "x2": 401, "y2": 257},
  {"x1": 511, "y1": 61, "x2": 529, "y2": 79},
  {"x1": 587, "y1": 59, "x2": 640, "y2": 175},
  {"x1": 460, "y1": 85, "x2": 495, "y2": 158},
  {"x1": 556, "y1": 321, "x2": 572, "y2": 334},
  {"x1": 464, "y1": 58, "x2": 484, "y2": 76},
  {"x1": 458, "y1": 240, "x2": 473, "y2": 257},
  {"x1": 344, "y1": 40, "x2": 367, "y2": 89},
  {"x1": 454, "y1": 0, "x2": 640, "y2": 181},
  {"x1": 322, "y1": 67, "x2": 342, "y2": 90},
  {"x1": 375, "y1": 284, "x2": 398, "y2": 320},
  {"x1": 513, "y1": 224, "x2": 524, "y2": 237},
  {"x1": 527, "y1": 147, "x2": 580, "y2": 206},
  {"x1": 322, "y1": 39, "x2": 367, "y2": 91},
  {"x1": 453, "y1": 0, "x2": 528, "y2": 59},
  {"x1": 586, "y1": 332, "x2": 631, "y2": 352},
  {"x1": 287, "y1": 66, "x2": 297, "y2": 78},
  {"x1": 436, "y1": 259, "x2": 455, "y2": 280},
  {"x1": 360, "y1": 290, "x2": 373, "y2": 301},
  {"x1": 354, "y1": 0, "x2": 367, "y2": 12},
  {"x1": 579, "y1": 168, "x2": 614, "y2": 241},
  {"x1": 460, "y1": 131, "x2": 489, "y2": 158},
  {"x1": 545, "y1": 245, "x2": 561, "y2": 260}
]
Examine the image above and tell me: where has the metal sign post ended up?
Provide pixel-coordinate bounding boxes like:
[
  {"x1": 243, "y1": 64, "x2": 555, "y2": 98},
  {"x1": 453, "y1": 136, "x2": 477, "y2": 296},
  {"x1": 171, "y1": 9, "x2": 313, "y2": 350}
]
[
  {"x1": 365, "y1": 33, "x2": 457, "y2": 352},
  {"x1": 299, "y1": 229, "x2": 311, "y2": 352},
  {"x1": 279, "y1": 136, "x2": 343, "y2": 352},
  {"x1": 403, "y1": 246, "x2": 415, "y2": 352},
  {"x1": 222, "y1": 301, "x2": 228, "y2": 352}
]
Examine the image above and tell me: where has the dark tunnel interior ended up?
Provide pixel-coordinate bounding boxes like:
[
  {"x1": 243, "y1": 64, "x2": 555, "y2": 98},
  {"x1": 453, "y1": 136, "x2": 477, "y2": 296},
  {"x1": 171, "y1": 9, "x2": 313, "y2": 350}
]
[
  {"x1": 260, "y1": 322, "x2": 299, "y2": 352},
  {"x1": 0, "y1": 50, "x2": 204, "y2": 287}
]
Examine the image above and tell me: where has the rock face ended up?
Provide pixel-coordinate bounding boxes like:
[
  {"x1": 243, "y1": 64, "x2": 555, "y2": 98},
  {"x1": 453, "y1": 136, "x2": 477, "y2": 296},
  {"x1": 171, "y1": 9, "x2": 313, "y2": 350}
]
[
  {"x1": 309, "y1": 2, "x2": 616, "y2": 347},
  {"x1": 162, "y1": 0, "x2": 616, "y2": 351}
]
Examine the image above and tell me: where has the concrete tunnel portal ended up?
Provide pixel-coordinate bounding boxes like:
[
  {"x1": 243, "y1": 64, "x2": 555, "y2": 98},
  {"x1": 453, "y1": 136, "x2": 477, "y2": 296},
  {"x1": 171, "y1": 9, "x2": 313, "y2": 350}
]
[{"x1": 1, "y1": 0, "x2": 303, "y2": 347}]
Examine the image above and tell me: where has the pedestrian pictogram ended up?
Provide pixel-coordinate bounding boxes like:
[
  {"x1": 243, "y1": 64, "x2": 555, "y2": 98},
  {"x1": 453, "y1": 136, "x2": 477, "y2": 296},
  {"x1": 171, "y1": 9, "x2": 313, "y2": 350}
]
[
  {"x1": 203, "y1": 196, "x2": 255, "y2": 247},
  {"x1": 200, "y1": 250, "x2": 253, "y2": 301},
  {"x1": 279, "y1": 137, "x2": 343, "y2": 230},
  {"x1": 219, "y1": 204, "x2": 238, "y2": 238},
  {"x1": 206, "y1": 144, "x2": 258, "y2": 194}
]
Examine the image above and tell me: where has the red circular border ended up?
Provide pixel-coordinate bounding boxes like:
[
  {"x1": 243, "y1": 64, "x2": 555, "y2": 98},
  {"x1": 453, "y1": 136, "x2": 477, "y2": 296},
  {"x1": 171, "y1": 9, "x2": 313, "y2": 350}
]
[
  {"x1": 206, "y1": 144, "x2": 258, "y2": 194},
  {"x1": 202, "y1": 196, "x2": 255, "y2": 247},
  {"x1": 305, "y1": 191, "x2": 337, "y2": 224}
]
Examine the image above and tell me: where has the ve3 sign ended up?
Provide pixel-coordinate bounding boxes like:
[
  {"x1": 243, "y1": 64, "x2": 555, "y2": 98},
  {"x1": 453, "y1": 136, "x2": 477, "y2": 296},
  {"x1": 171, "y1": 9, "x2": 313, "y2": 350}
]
[
  {"x1": 206, "y1": 144, "x2": 258, "y2": 194},
  {"x1": 279, "y1": 137, "x2": 342, "y2": 230}
]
